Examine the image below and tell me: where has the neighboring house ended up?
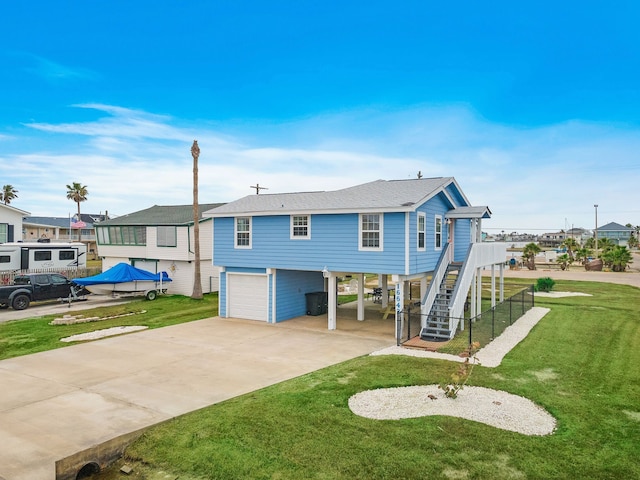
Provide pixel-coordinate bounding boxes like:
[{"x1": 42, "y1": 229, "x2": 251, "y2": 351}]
[
  {"x1": 23, "y1": 213, "x2": 108, "y2": 259},
  {"x1": 597, "y1": 222, "x2": 634, "y2": 246},
  {"x1": 0, "y1": 203, "x2": 30, "y2": 243},
  {"x1": 538, "y1": 231, "x2": 567, "y2": 247},
  {"x1": 95, "y1": 204, "x2": 224, "y2": 296},
  {"x1": 205, "y1": 178, "x2": 506, "y2": 341}
]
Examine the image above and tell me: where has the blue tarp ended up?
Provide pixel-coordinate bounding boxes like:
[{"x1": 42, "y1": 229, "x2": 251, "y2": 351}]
[{"x1": 72, "y1": 262, "x2": 172, "y2": 286}]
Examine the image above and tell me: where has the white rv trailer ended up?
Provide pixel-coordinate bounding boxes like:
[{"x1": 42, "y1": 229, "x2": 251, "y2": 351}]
[{"x1": 0, "y1": 242, "x2": 87, "y2": 271}]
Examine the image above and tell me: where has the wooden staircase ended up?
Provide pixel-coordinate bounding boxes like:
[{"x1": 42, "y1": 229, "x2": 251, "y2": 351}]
[{"x1": 420, "y1": 262, "x2": 462, "y2": 341}]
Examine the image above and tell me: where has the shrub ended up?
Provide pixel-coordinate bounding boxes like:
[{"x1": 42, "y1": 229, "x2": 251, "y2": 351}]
[{"x1": 536, "y1": 277, "x2": 555, "y2": 292}]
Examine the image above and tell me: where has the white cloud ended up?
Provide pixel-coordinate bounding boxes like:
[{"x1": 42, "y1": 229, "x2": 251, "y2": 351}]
[{"x1": 3, "y1": 104, "x2": 639, "y2": 231}]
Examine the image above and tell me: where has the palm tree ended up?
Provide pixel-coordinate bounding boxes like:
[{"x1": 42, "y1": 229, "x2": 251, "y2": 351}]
[
  {"x1": 555, "y1": 253, "x2": 572, "y2": 271},
  {"x1": 575, "y1": 247, "x2": 593, "y2": 265},
  {"x1": 561, "y1": 237, "x2": 579, "y2": 260},
  {"x1": 1, "y1": 185, "x2": 19, "y2": 205},
  {"x1": 191, "y1": 140, "x2": 203, "y2": 300},
  {"x1": 66, "y1": 182, "x2": 88, "y2": 241},
  {"x1": 602, "y1": 245, "x2": 633, "y2": 272},
  {"x1": 522, "y1": 242, "x2": 541, "y2": 270}
]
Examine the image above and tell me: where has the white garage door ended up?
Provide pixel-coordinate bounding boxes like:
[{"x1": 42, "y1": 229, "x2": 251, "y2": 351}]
[{"x1": 228, "y1": 274, "x2": 268, "y2": 321}]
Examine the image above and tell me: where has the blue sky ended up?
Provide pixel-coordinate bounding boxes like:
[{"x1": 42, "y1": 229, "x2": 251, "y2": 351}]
[{"x1": 1, "y1": 1, "x2": 639, "y2": 233}]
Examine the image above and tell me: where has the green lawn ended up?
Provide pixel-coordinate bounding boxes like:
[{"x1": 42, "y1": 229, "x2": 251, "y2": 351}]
[
  {"x1": 90, "y1": 280, "x2": 640, "y2": 479},
  {"x1": 0, "y1": 293, "x2": 218, "y2": 360}
]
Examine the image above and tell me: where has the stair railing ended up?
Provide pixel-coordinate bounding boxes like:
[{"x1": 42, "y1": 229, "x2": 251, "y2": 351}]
[
  {"x1": 448, "y1": 242, "x2": 507, "y2": 333},
  {"x1": 420, "y1": 243, "x2": 451, "y2": 327}
]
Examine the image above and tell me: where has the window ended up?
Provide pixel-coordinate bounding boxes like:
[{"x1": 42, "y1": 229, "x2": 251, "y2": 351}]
[
  {"x1": 59, "y1": 250, "x2": 75, "y2": 260},
  {"x1": 435, "y1": 215, "x2": 443, "y2": 250},
  {"x1": 291, "y1": 215, "x2": 310, "y2": 239},
  {"x1": 359, "y1": 213, "x2": 383, "y2": 250},
  {"x1": 0, "y1": 224, "x2": 6, "y2": 243},
  {"x1": 235, "y1": 217, "x2": 252, "y2": 248},
  {"x1": 34, "y1": 251, "x2": 52, "y2": 261},
  {"x1": 97, "y1": 226, "x2": 146, "y2": 245},
  {"x1": 51, "y1": 274, "x2": 68, "y2": 285},
  {"x1": 157, "y1": 226, "x2": 177, "y2": 247},
  {"x1": 0, "y1": 255, "x2": 10, "y2": 263},
  {"x1": 417, "y1": 212, "x2": 426, "y2": 250}
]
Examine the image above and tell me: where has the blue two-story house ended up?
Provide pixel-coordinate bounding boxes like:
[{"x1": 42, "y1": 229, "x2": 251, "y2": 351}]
[{"x1": 205, "y1": 178, "x2": 506, "y2": 342}]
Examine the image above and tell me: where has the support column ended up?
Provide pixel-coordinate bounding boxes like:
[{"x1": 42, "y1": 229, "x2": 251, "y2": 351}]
[
  {"x1": 357, "y1": 273, "x2": 365, "y2": 321},
  {"x1": 327, "y1": 274, "x2": 337, "y2": 330},
  {"x1": 476, "y1": 267, "x2": 482, "y2": 318},
  {"x1": 395, "y1": 281, "x2": 404, "y2": 344},
  {"x1": 381, "y1": 274, "x2": 389, "y2": 308}
]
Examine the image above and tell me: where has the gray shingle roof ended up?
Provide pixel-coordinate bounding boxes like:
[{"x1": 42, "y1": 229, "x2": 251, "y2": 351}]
[
  {"x1": 599, "y1": 222, "x2": 633, "y2": 232},
  {"x1": 204, "y1": 178, "x2": 465, "y2": 216},
  {"x1": 98, "y1": 203, "x2": 225, "y2": 226}
]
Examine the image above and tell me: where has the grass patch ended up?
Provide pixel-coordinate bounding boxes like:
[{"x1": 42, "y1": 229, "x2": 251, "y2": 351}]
[
  {"x1": 0, "y1": 293, "x2": 218, "y2": 360},
  {"x1": 92, "y1": 280, "x2": 640, "y2": 479}
]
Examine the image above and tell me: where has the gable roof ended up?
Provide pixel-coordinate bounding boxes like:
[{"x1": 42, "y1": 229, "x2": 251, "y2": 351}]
[
  {"x1": 98, "y1": 203, "x2": 225, "y2": 226},
  {"x1": 204, "y1": 178, "x2": 471, "y2": 217},
  {"x1": 446, "y1": 206, "x2": 492, "y2": 219},
  {"x1": 0, "y1": 203, "x2": 30, "y2": 216},
  {"x1": 598, "y1": 222, "x2": 633, "y2": 232}
]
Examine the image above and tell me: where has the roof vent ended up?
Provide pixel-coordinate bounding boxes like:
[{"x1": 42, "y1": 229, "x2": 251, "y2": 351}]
[{"x1": 401, "y1": 202, "x2": 414, "y2": 206}]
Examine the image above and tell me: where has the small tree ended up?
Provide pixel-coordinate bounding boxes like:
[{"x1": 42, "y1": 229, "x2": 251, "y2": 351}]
[
  {"x1": 628, "y1": 234, "x2": 638, "y2": 249},
  {"x1": 1, "y1": 185, "x2": 19, "y2": 205},
  {"x1": 536, "y1": 277, "x2": 556, "y2": 292},
  {"x1": 575, "y1": 247, "x2": 593, "y2": 265},
  {"x1": 66, "y1": 182, "x2": 88, "y2": 241},
  {"x1": 561, "y1": 237, "x2": 579, "y2": 260},
  {"x1": 555, "y1": 253, "x2": 572, "y2": 271},
  {"x1": 522, "y1": 242, "x2": 541, "y2": 270},
  {"x1": 602, "y1": 245, "x2": 633, "y2": 272}
]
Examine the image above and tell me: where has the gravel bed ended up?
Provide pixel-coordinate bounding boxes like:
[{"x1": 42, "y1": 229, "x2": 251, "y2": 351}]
[
  {"x1": 60, "y1": 326, "x2": 148, "y2": 342},
  {"x1": 353, "y1": 306, "x2": 557, "y2": 435},
  {"x1": 371, "y1": 306, "x2": 550, "y2": 367},
  {"x1": 349, "y1": 385, "x2": 556, "y2": 436}
]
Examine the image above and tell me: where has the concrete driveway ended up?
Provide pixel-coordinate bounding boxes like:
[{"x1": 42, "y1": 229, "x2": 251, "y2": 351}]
[{"x1": 0, "y1": 316, "x2": 394, "y2": 480}]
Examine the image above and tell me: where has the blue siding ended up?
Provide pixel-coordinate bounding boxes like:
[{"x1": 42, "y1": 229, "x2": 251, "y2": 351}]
[
  {"x1": 454, "y1": 219, "x2": 472, "y2": 262},
  {"x1": 215, "y1": 213, "x2": 406, "y2": 273},
  {"x1": 275, "y1": 270, "x2": 324, "y2": 321},
  {"x1": 410, "y1": 193, "x2": 451, "y2": 274}
]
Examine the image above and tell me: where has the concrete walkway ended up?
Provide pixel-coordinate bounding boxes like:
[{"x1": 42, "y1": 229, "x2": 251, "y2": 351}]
[{"x1": 0, "y1": 316, "x2": 394, "y2": 480}]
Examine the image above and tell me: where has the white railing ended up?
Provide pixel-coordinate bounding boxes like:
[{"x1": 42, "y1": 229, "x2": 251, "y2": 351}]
[
  {"x1": 420, "y1": 243, "x2": 451, "y2": 323},
  {"x1": 448, "y1": 242, "x2": 507, "y2": 330}
]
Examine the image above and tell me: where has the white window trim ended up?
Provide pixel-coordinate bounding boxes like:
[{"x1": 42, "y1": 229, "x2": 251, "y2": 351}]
[
  {"x1": 417, "y1": 212, "x2": 426, "y2": 251},
  {"x1": 435, "y1": 215, "x2": 443, "y2": 250},
  {"x1": 235, "y1": 216, "x2": 252, "y2": 249},
  {"x1": 290, "y1": 214, "x2": 311, "y2": 240},
  {"x1": 358, "y1": 213, "x2": 384, "y2": 251}
]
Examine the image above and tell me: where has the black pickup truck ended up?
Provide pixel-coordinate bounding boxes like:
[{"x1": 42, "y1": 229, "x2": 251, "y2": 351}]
[{"x1": 0, "y1": 273, "x2": 86, "y2": 310}]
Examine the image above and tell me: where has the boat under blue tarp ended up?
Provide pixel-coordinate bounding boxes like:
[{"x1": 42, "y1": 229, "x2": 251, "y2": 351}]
[{"x1": 73, "y1": 262, "x2": 172, "y2": 286}]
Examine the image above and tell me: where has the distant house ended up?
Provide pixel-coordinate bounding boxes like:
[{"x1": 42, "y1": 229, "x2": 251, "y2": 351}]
[
  {"x1": 95, "y1": 203, "x2": 224, "y2": 296},
  {"x1": 205, "y1": 178, "x2": 506, "y2": 342},
  {"x1": 539, "y1": 231, "x2": 567, "y2": 247},
  {"x1": 0, "y1": 203, "x2": 30, "y2": 243},
  {"x1": 597, "y1": 222, "x2": 634, "y2": 246},
  {"x1": 23, "y1": 213, "x2": 109, "y2": 259}
]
